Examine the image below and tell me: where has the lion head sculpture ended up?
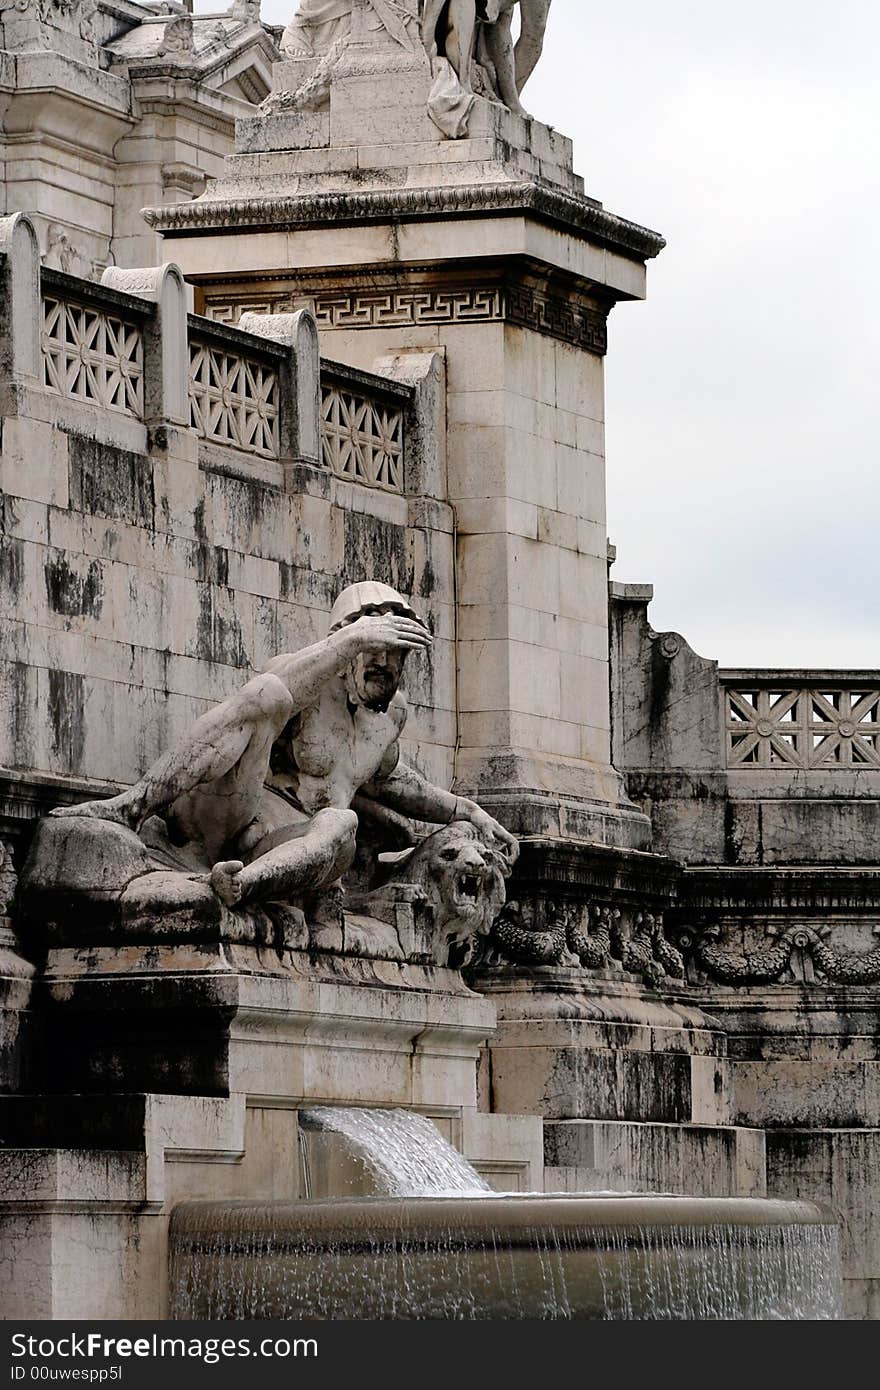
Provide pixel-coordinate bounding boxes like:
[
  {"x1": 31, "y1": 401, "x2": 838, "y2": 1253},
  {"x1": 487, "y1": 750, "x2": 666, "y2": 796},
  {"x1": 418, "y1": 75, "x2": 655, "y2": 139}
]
[{"x1": 355, "y1": 821, "x2": 512, "y2": 969}]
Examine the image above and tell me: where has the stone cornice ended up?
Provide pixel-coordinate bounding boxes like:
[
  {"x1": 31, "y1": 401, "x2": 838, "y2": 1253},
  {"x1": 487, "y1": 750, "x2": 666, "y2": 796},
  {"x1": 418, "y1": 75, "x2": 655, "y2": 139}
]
[
  {"x1": 680, "y1": 865, "x2": 880, "y2": 913},
  {"x1": 512, "y1": 838, "x2": 682, "y2": 905},
  {"x1": 143, "y1": 180, "x2": 666, "y2": 263}
]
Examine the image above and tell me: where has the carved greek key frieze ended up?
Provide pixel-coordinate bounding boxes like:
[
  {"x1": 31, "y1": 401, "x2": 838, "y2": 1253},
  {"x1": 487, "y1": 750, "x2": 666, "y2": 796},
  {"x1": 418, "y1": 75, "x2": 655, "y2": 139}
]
[
  {"x1": 505, "y1": 283, "x2": 607, "y2": 354},
  {"x1": 207, "y1": 281, "x2": 608, "y2": 355},
  {"x1": 311, "y1": 287, "x2": 504, "y2": 330}
]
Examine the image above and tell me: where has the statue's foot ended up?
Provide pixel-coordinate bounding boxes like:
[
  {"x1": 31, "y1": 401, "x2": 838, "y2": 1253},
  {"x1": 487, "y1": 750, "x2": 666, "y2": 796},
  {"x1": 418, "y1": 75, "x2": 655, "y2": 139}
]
[
  {"x1": 49, "y1": 793, "x2": 136, "y2": 826},
  {"x1": 210, "y1": 859, "x2": 245, "y2": 908}
]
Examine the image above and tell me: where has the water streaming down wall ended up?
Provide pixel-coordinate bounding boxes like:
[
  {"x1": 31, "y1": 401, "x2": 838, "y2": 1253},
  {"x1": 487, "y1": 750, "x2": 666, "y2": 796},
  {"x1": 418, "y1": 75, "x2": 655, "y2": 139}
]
[
  {"x1": 298, "y1": 1107, "x2": 490, "y2": 1197},
  {"x1": 169, "y1": 1193, "x2": 843, "y2": 1321}
]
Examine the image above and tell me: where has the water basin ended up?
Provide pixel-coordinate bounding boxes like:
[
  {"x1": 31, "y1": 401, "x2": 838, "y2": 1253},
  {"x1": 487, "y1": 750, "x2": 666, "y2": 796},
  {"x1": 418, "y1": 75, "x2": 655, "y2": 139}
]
[{"x1": 169, "y1": 1193, "x2": 842, "y2": 1320}]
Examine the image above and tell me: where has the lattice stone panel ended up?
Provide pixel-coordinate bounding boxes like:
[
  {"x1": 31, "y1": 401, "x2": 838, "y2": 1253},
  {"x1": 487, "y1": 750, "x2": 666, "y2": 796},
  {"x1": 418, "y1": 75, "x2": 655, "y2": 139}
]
[
  {"x1": 189, "y1": 339, "x2": 280, "y2": 459},
  {"x1": 41, "y1": 295, "x2": 144, "y2": 418},
  {"x1": 725, "y1": 685, "x2": 880, "y2": 769},
  {"x1": 321, "y1": 384, "x2": 404, "y2": 493}
]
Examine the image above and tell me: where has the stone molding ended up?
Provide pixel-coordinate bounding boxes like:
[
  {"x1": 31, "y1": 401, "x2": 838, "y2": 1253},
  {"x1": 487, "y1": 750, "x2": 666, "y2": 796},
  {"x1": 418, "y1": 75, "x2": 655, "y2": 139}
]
[
  {"x1": 143, "y1": 180, "x2": 666, "y2": 263},
  {"x1": 208, "y1": 275, "x2": 611, "y2": 356},
  {"x1": 681, "y1": 865, "x2": 880, "y2": 913}
]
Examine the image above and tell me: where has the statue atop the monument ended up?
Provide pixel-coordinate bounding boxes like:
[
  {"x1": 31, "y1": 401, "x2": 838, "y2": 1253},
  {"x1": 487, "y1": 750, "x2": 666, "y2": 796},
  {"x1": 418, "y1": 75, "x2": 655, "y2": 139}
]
[
  {"x1": 21, "y1": 583, "x2": 516, "y2": 966},
  {"x1": 421, "y1": 0, "x2": 551, "y2": 136},
  {"x1": 276, "y1": 0, "x2": 551, "y2": 138}
]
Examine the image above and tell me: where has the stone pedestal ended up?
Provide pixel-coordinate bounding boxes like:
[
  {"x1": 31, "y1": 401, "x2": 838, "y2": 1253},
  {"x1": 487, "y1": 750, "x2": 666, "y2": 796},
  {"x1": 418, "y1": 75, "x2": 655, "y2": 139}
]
[
  {"x1": 37, "y1": 941, "x2": 495, "y2": 1108},
  {"x1": 717, "y1": 989, "x2": 880, "y2": 1320},
  {"x1": 148, "y1": 47, "x2": 662, "y2": 850},
  {"x1": 478, "y1": 970, "x2": 731, "y2": 1126},
  {"x1": 0, "y1": 959, "x2": 542, "y2": 1318}
]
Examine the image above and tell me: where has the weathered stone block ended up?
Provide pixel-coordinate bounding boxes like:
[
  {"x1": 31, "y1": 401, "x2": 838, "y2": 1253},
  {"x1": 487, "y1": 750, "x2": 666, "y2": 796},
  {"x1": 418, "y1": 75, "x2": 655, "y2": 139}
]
[{"x1": 0, "y1": 416, "x2": 69, "y2": 508}]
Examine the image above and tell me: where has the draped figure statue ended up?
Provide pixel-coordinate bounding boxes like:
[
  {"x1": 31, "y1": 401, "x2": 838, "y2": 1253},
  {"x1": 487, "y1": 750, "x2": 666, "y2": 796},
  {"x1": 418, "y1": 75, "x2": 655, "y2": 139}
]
[{"x1": 276, "y1": 0, "x2": 552, "y2": 138}]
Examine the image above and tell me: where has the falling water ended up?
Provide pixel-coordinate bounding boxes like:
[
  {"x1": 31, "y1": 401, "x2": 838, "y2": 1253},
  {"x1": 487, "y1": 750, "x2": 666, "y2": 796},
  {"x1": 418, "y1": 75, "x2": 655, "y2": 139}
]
[
  {"x1": 169, "y1": 1194, "x2": 843, "y2": 1321},
  {"x1": 298, "y1": 1107, "x2": 490, "y2": 1197}
]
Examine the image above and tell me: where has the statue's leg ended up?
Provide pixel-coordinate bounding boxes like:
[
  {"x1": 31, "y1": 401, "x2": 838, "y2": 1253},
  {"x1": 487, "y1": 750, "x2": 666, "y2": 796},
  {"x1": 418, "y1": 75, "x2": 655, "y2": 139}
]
[
  {"x1": 483, "y1": 8, "x2": 524, "y2": 112},
  {"x1": 445, "y1": 0, "x2": 477, "y2": 92},
  {"x1": 514, "y1": 0, "x2": 552, "y2": 92},
  {"x1": 211, "y1": 808, "x2": 358, "y2": 908},
  {"x1": 121, "y1": 870, "x2": 220, "y2": 922},
  {"x1": 420, "y1": 0, "x2": 447, "y2": 58}
]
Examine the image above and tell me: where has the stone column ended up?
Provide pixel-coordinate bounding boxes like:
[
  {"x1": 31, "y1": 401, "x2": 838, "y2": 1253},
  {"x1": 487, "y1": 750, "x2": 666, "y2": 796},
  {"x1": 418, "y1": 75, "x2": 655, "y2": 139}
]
[
  {"x1": 0, "y1": 212, "x2": 41, "y2": 413},
  {"x1": 445, "y1": 296, "x2": 646, "y2": 844}
]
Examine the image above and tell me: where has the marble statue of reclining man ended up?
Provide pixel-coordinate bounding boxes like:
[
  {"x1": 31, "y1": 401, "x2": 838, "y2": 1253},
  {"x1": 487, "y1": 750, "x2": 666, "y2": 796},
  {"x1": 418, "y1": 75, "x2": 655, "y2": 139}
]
[{"x1": 44, "y1": 582, "x2": 517, "y2": 928}]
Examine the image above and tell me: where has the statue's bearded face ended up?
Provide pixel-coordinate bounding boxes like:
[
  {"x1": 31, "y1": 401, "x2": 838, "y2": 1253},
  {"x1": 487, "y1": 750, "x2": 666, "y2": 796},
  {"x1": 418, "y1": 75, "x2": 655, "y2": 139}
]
[{"x1": 345, "y1": 647, "x2": 405, "y2": 712}]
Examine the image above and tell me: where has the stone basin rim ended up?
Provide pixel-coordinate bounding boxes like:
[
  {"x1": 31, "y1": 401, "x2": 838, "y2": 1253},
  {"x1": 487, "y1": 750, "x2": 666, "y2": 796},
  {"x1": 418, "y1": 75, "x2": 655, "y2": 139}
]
[{"x1": 171, "y1": 1194, "x2": 835, "y2": 1247}]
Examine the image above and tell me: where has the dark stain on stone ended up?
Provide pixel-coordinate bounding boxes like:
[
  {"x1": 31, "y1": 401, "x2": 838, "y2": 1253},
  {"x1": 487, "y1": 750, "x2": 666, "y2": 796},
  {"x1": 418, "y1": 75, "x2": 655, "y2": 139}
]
[
  {"x1": 342, "y1": 512, "x2": 412, "y2": 594},
  {"x1": 649, "y1": 641, "x2": 672, "y2": 756},
  {"x1": 723, "y1": 801, "x2": 735, "y2": 866},
  {"x1": 0, "y1": 536, "x2": 24, "y2": 599},
  {"x1": 213, "y1": 474, "x2": 269, "y2": 550},
  {"x1": 48, "y1": 668, "x2": 85, "y2": 772},
  {"x1": 7, "y1": 661, "x2": 34, "y2": 765},
  {"x1": 196, "y1": 585, "x2": 247, "y2": 668},
  {"x1": 278, "y1": 562, "x2": 334, "y2": 609},
  {"x1": 69, "y1": 436, "x2": 154, "y2": 528},
  {"x1": 192, "y1": 498, "x2": 207, "y2": 543},
  {"x1": 416, "y1": 543, "x2": 436, "y2": 600},
  {"x1": 44, "y1": 553, "x2": 104, "y2": 618}
]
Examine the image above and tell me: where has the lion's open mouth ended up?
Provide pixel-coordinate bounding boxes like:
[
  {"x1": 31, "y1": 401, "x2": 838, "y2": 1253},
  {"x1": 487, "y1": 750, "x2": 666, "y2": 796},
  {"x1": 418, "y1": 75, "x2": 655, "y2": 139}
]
[{"x1": 457, "y1": 872, "x2": 483, "y2": 901}]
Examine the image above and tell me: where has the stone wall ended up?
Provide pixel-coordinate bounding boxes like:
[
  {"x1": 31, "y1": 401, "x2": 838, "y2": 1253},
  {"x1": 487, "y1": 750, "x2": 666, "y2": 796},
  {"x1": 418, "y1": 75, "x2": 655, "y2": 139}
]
[
  {"x1": 0, "y1": 215, "x2": 456, "y2": 860},
  {"x1": 611, "y1": 581, "x2": 880, "y2": 866}
]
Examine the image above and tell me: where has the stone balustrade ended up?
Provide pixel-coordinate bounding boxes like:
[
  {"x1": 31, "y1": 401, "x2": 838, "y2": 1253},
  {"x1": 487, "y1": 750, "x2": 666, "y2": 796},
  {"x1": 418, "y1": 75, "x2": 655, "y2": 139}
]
[
  {"x1": 0, "y1": 219, "x2": 414, "y2": 491},
  {"x1": 721, "y1": 671, "x2": 880, "y2": 771},
  {"x1": 0, "y1": 212, "x2": 455, "y2": 872},
  {"x1": 41, "y1": 270, "x2": 149, "y2": 421},
  {"x1": 188, "y1": 314, "x2": 284, "y2": 460},
  {"x1": 320, "y1": 359, "x2": 410, "y2": 495}
]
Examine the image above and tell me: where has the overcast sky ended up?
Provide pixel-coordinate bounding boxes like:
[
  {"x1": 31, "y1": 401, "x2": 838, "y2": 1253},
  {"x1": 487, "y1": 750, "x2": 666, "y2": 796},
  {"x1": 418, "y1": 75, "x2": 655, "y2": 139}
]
[{"x1": 198, "y1": 1, "x2": 879, "y2": 669}]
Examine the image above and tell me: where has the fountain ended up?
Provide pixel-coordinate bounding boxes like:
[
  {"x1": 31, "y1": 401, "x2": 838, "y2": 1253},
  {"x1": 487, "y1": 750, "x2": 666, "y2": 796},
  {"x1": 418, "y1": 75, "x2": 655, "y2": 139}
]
[
  {"x1": 0, "y1": 1, "x2": 864, "y2": 1322},
  {"x1": 169, "y1": 1109, "x2": 842, "y2": 1320}
]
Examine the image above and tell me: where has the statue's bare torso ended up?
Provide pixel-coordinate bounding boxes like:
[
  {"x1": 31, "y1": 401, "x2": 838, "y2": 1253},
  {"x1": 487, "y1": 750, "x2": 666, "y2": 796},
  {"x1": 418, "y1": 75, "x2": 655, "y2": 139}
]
[
  {"x1": 167, "y1": 674, "x2": 406, "y2": 863},
  {"x1": 275, "y1": 689, "x2": 407, "y2": 815}
]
